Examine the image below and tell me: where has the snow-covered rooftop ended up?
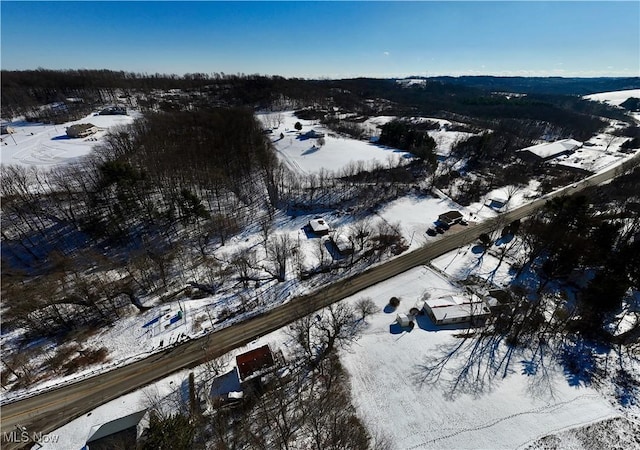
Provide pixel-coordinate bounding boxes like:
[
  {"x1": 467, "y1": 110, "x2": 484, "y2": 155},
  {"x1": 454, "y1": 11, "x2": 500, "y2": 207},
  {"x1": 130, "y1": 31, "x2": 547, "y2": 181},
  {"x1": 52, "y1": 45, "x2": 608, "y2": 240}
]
[
  {"x1": 518, "y1": 139, "x2": 582, "y2": 160},
  {"x1": 423, "y1": 295, "x2": 489, "y2": 323},
  {"x1": 309, "y1": 218, "x2": 330, "y2": 233}
]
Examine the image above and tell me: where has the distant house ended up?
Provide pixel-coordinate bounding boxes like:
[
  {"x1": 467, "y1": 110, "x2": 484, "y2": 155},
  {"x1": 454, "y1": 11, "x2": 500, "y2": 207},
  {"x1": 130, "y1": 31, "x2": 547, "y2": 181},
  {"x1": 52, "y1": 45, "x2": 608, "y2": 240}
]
[
  {"x1": 309, "y1": 218, "x2": 330, "y2": 235},
  {"x1": 438, "y1": 210, "x2": 463, "y2": 226},
  {"x1": 84, "y1": 410, "x2": 146, "y2": 450},
  {"x1": 236, "y1": 345, "x2": 275, "y2": 383},
  {"x1": 517, "y1": 139, "x2": 582, "y2": 163},
  {"x1": 422, "y1": 295, "x2": 490, "y2": 325},
  {"x1": 99, "y1": 105, "x2": 128, "y2": 115},
  {"x1": 305, "y1": 129, "x2": 325, "y2": 139},
  {"x1": 66, "y1": 123, "x2": 98, "y2": 138}
]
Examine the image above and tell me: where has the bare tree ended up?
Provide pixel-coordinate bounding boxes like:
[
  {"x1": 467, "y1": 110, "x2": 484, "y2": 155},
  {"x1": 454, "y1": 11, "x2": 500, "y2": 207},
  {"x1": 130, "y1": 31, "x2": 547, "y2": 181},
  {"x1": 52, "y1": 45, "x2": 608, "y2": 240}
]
[
  {"x1": 266, "y1": 234, "x2": 293, "y2": 282},
  {"x1": 355, "y1": 297, "x2": 378, "y2": 322},
  {"x1": 349, "y1": 218, "x2": 373, "y2": 252}
]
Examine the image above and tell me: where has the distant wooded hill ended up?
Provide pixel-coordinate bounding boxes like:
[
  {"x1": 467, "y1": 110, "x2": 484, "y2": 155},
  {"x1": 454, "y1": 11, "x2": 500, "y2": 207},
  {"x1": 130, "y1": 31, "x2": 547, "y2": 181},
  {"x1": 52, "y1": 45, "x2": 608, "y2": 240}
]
[{"x1": 2, "y1": 69, "x2": 637, "y2": 142}]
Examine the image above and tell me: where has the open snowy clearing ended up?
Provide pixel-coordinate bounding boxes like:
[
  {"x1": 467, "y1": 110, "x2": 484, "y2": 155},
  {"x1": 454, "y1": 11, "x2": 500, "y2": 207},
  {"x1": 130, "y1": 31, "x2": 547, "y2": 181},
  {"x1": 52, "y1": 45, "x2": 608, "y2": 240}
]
[
  {"x1": 36, "y1": 265, "x2": 621, "y2": 450},
  {"x1": 0, "y1": 112, "x2": 138, "y2": 167},
  {"x1": 258, "y1": 111, "x2": 412, "y2": 174},
  {"x1": 257, "y1": 111, "x2": 474, "y2": 173},
  {"x1": 338, "y1": 267, "x2": 618, "y2": 450},
  {"x1": 583, "y1": 89, "x2": 640, "y2": 107}
]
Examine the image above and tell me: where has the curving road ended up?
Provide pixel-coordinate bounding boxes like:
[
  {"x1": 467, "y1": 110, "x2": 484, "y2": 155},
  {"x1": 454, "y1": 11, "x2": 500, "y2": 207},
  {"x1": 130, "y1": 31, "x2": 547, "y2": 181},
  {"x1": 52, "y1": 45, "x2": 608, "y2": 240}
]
[{"x1": 2, "y1": 152, "x2": 639, "y2": 448}]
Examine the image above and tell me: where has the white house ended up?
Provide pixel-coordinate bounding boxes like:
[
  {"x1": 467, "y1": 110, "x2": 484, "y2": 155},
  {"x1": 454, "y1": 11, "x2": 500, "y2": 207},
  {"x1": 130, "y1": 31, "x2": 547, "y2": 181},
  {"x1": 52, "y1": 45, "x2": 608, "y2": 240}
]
[
  {"x1": 422, "y1": 294, "x2": 490, "y2": 325},
  {"x1": 309, "y1": 218, "x2": 330, "y2": 235}
]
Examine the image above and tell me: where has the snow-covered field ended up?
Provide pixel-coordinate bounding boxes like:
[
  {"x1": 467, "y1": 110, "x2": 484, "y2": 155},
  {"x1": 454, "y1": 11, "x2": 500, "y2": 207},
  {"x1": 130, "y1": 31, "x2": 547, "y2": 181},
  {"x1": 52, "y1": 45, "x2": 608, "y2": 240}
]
[
  {"x1": 338, "y1": 267, "x2": 619, "y2": 449},
  {"x1": 0, "y1": 112, "x2": 138, "y2": 167},
  {"x1": 258, "y1": 111, "x2": 412, "y2": 174},
  {"x1": 258, "y1": 111, "x2": 475, "y2": 173},
  {"x1": 583, "y1": 89, "x2": 640, "y2": 107},
  {"x1": 375, "y1": 193, "x2": 471, "y2": 250}
]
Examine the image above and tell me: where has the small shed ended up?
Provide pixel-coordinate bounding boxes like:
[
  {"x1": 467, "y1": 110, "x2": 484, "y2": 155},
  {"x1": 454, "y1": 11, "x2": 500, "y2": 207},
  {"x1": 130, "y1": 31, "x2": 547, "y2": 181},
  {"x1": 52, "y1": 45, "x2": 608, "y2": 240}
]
[
  {"x1": 396, "y1": 313, "x2": 410, "y2": 327},
  {"x1": 309, "y1": 218, "x2": 330, "y2": 235},
  {"x1": 438, "y1": 210, "x2": 463, "y2": 226}
]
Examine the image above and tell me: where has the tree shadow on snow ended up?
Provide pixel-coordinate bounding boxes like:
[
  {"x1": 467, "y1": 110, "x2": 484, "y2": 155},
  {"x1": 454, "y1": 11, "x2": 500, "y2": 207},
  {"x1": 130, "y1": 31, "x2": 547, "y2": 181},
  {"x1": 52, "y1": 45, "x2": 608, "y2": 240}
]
[
  {"x1": 383, "y1": 305, "x2": 397, "y2": 314},
  {"x1": 301, "y1": 146, "x2": 319, "y2": 156}
]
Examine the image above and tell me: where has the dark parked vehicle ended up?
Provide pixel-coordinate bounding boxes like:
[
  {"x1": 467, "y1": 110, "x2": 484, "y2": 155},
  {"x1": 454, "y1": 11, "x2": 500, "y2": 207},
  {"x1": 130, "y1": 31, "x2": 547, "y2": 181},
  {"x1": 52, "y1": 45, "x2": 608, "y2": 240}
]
[
  {"x1": 439, "y1": 222, "x2": 450, "y2": 230},
  {"x1": 427, "y1": 228, "x2": 437, "y2": 236},
  {"x1": 435, "y1": 226, "x2": 445, "y2": 234}
]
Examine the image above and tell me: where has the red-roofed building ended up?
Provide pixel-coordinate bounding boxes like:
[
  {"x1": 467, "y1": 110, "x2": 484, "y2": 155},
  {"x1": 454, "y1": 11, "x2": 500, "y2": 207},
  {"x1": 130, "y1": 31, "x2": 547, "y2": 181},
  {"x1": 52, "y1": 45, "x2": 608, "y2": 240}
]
[{"x1": 236, "y1": 345, "x2": 275, "y2": 382}]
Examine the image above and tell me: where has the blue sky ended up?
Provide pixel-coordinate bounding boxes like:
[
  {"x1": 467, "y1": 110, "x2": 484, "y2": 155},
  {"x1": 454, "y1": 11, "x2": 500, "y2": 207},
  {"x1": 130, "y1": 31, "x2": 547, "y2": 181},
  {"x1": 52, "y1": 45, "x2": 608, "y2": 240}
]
[{"x1": 2, "y1": 1, "x2": 638, "y2": 78}]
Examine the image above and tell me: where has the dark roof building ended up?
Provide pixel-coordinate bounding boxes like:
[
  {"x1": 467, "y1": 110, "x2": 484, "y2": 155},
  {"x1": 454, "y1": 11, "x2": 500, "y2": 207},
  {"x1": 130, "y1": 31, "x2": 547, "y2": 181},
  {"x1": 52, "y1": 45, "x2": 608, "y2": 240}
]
[
  {"x1": 236, "y1": 345, "x2": 275, "y2": 382},
  {"x1": 438, "y1": 210, "x2": 463, "y2": 226},
  {"x1": 99, "y1": 105, "x2": 128, "y2": 115}
]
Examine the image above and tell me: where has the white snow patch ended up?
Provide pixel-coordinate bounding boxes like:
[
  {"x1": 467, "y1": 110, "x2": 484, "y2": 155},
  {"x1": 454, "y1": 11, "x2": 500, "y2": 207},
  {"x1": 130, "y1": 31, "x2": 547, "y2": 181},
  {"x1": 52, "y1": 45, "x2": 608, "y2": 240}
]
[{"x1": 583, "y1": 89, "x2": 640, "y2": 107}]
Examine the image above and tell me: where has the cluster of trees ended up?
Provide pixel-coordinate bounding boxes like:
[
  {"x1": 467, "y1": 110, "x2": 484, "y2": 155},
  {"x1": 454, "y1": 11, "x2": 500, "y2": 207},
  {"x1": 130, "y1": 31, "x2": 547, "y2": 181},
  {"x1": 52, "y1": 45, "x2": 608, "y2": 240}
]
[
  {"x1": 491, "y1": 167, "x2": 640, "y2": 347},
  {"x1": 1, "y1": 108, "x2": 278, "y2": 340},
  {"x1": 377, "y1": 119, "x2": 437, "y2": 165}
]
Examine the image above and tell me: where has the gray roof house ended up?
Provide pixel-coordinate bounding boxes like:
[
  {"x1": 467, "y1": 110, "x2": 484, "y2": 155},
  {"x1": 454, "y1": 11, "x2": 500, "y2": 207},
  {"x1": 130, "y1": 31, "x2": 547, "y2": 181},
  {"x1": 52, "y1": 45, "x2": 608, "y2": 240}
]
[{"x1": 84, "y1": 410, "x2": 147, "y2": 450}]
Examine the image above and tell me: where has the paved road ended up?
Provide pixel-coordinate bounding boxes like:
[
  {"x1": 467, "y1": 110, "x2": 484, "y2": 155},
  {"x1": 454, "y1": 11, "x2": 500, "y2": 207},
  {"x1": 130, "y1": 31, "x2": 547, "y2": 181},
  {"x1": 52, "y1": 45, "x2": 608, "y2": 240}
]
[{"x1": 2, "y1": 152, "x2": 639, "y2": 447}]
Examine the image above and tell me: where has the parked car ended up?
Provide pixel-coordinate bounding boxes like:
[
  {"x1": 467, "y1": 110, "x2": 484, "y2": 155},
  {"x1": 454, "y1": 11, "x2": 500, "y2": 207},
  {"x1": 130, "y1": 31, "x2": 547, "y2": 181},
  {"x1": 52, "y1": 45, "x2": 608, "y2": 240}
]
[
  {"x1": 439, "y1": 222, "x2": 450, "y2": 231},
  {"x1": 426, "y1": 228, "x2": 437, "y2": 236},
  {"x1": 435, "y1": 226, "x2": 445, "y2": 234}
]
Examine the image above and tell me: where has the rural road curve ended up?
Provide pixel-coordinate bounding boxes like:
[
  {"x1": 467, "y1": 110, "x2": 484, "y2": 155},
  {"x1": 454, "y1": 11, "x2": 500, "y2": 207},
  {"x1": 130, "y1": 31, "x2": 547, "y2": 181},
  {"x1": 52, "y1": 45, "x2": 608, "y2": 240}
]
[{"x1": 2, "y1": 152, "x2": 639, "y2": 447}]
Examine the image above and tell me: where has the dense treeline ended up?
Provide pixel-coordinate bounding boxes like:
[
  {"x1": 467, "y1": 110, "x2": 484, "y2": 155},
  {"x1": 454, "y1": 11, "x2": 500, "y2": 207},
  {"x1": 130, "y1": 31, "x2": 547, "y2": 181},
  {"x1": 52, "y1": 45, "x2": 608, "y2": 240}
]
[
  {"x1": 3, "y1": 69, "x2": 633, "y2": 142},
  {"x1": 424, "y1": 75, "x2": 640, "y2": 96}
]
